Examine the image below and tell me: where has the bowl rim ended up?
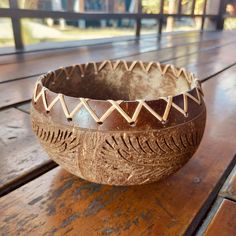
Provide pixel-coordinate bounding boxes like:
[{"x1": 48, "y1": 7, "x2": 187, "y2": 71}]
[
  {"x1": 35, "y1": 60, "x2": 201, "y2": 101},
  {"x1": 32, "y1": 60, "x2": 204, "y2": 125}
]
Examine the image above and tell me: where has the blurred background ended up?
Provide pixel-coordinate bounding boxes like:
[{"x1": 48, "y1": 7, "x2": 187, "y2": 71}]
[{"x1": 1, "y1": 0, "x2": 236, "y2": 50}]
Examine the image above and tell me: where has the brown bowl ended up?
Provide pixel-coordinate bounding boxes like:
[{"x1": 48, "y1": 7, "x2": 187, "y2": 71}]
[{"x1": 31, "y1": 60, "x2": 206, "y2": 185}]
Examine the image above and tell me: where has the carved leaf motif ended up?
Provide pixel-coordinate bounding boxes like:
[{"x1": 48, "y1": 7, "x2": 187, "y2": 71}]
[{"x1": 100, "y1": 132, "x2": 200, "y2": 167}]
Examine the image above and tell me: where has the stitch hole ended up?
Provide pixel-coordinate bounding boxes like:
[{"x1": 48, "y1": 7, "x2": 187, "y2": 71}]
[
  {"x1": 67, "y1": 118, "x2": 73, "y2": 122},
  {"x1": 129, "y1": 121, "x2": 136, "y2": 127},
  {"x1": 184, "y1": 112, "x2": 189, "y2": 118},
  {"x1": 46, "y1": 110, "x2": 50, "y2": 114},
  {"x1": 162, "y1": 120, "x2": 167, "y2": 125},
  {"x1": 97, "y1": 121, "x2": 103, "y2": 125}
]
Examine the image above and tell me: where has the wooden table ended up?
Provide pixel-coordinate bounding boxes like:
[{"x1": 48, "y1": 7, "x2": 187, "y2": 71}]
[{"x1": 0, "y1": 31, "x2": 236, "y2": 236}]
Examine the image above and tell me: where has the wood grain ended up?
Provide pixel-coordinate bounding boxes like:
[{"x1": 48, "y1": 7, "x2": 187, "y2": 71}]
[
  {"x1": 125, "y1": 40, "x2": 236, "y2": 80},
  {"x1": 2, "y1": 35, "x2": 236, "y2": 110},
  {"x1": 0, "y1": 35, "x2": 217, "y2": 109},
  {"x1": 0, "y1": 108, "x2": 55, "y2": 196},
  {"x1": 0, "y1": 32, "x2": 199, "y2": 82},
  {"x1": 220, "y1": 165, "x2": 236, "y2": 201},
  {"x1": 0, "y1": 31, "x2": 202, "y2": 61},
  {"x1": 203, "y1": 199, "x2": 236, "y2": 236},
  {"x1": 0, "y1": 76, "x2": 37, "y2": 109},
  {"x1": 1, "y1": 64, "x2": 236, "y2": 235},
  {"x1": 15, "y1": 102, "x2": 31, "y2": 114},
  {"x1": 2, "y1": 30, "x2": 235, "y2": 65},
  {"x1": 0, "y1": 31, "x2": 235, "y2": 83},
  {"x1": 0, "y1": 31, "x2": 222, "y2": 65}
]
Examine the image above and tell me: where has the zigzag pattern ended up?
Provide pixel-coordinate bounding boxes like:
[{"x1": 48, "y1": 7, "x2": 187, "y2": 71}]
[{"x1": 33, "y1": 61, "x2": 203, "y2": 125}]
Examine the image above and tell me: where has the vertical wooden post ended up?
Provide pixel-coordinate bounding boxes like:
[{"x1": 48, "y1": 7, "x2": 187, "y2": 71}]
[
  {"x1": 107, "y1": 0, "x2": 114, "y2": 13},
  {"x1": 204, "y1": 0, "x2": 225, "y2": 31},
  {"x1": 177, "y1": 0, "x2": 182, "y2": 15},
  {"x1": 166, "y1": 0, "x2": 176, "y2": 32},
  {"x1": 135, "y1": 0, "x2": 142, "y2": 37},
  {"x1": 106, "y1": 0, "x2": 115, "y2": 27},
  {"x1": 9, "y1": 0, "x2": 24, "y2": 50},
  {"x1": 77, "y1": 0, "x2": 85, "y2": 29},
  {"x1": 191, "y1": 0, "x2": 196, "y2": 15},
  {"x1": 201, "y1": 0, "x2": 208, "y2": 31},
  {"x1": 79, "y1": 0, "x2": 84, "y2": 11},
  {"x1": 67, "y1": 0, "x2": 74, "y2": 11},
  {"x1": 216, "y1": 0, "x2": 227, "y2": 30},
  {"x1": 158, "y1": 0, "x2": 165, "y2": 35}
]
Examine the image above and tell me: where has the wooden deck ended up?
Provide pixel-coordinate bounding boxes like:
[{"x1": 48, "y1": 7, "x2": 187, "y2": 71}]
[{"x1": 0, "y1": 31, "x2": 236, "y2": 236}]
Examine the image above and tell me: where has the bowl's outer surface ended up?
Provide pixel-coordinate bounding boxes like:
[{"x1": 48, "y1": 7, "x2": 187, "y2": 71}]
[
  {"x1": 31, "y1": 103, "x2": 206, "y2": 185},
  {"x1": 31, "y1": 61, "x2": 207, "y2": 185}
]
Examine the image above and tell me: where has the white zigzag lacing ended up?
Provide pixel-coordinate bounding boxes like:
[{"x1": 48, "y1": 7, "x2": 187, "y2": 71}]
[{"x1": 33, "y1": 61, "x2": 203, "y2": 124}]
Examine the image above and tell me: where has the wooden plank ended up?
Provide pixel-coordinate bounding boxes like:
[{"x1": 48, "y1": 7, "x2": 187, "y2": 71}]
[
  {"x1": 15, "y1": 102, "x2": 31, "y2": 114},
  {"x1": 2, "y1": 27, "x2": 232, "y2": 64},
  {"x1": 2, "y1": 38, "x2": 236, "y2": 110},
  {"x1": 0, "y1": 76, "x2": 37, "y2": 109},
  {"x1": 196, "y1": 197, "x2": 224, "y2": 236},
  {"x1": 220, "y1": 165, "x2": 236, "y2": 201},
  {"x1": 203, "y1": 199, "x2": 236, "y2": 236},
  {"x1": 1, "y1": 65, "x2": 236, "y2": 235},
  {"x1": 0, "y1": 33, "x2": 199, "y2": 82},
  {"x1": 0, "y1": 34, "x2": 160, "y2": 57},
  {"x1": 0, "y1": 44, "x2": 210, "y2": 109},
  {"x1": 0, "y1": 31, "x2": 202, "y2": 63},
  {"x1": 125, "y1": 41, "x2": 236, "y2": 80},
  {"x1": 1, "y1": 31, "x2": 235, "y2": 83},
  {"x1": 0, "y1": 108, "x2": 56, "y2": 196},
  {"x1": 3, "y1": 31, "x2": 214, "y2": 57}
]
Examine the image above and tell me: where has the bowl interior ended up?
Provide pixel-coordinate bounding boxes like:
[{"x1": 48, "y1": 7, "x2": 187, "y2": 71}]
[{"x1": 42, "y1": 61, "x2": 193, "y2": 101}]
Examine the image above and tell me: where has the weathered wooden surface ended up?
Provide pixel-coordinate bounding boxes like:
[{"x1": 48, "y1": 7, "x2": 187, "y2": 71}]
[
  {"x1": 1, "y1": 64, "x2": 236, "y2": 235},
  {"x1": 0, "y1": 31, "x2": 225, "y2": 65},
  {"x1": 0, "y1": 31, "x2": 202, "y2": 63},
  {"x1": 203, "y1": 199, "x2": 236, "y2": 236},
  {"x1": 1, "y1": 31, "x2": 235, "y2": 83},
  {"x1": 0, "y1": 108, "x2": 55, "y2": 196},
  {"x1": 0, "y1": 34, "x2": 161, "y2": 57},
  {"x1": 2, "y1": 35, "x2": 236, "y2": 110},
  {"x1": 0, "y1": 38, "x2": 215, "y2": 109},
  {"x1": 126, "y1": 41, "x2": 236, "y2": 80},
  {"x1": 0, "y1": 77, "x2": 37, "y2": 109},
  {"x1": 15, "y1": 102, "x2": 31, "y2": 114},
  {"x1": 0, "y1": 32, "x2": 204, "y2": 82},
  {"x1": 220, "y1": 165, "x2": 236, "y2": 201}
]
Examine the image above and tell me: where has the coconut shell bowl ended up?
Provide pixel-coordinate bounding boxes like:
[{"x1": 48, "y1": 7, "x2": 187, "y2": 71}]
[{"x1": 31, "y1": 60, "x2": 206, "y2": 186}]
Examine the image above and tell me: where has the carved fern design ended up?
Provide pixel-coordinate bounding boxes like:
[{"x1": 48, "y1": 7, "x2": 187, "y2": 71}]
[
  {"x1": 31, "y1": 121, "x2": 81, "y2": 167},
  {"x1": 96, "y1": 129, "x2": 204, "y2": 184},
  {"x1": 31, "y1": 106, "x2": 205, "y2": 185},
  {"x1": 100, "y1": 131, "x2": 202, "y2": 167}
]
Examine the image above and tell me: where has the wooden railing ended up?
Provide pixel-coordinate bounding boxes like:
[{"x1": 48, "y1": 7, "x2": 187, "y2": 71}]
[{"x1": 0, "y1": 0, "x2": 228, "y2": 50}]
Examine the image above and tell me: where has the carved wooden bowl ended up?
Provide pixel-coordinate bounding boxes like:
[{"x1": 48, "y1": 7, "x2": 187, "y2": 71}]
[{"x1": 31, "y1": 60, "x2": 206, "y2": 185}]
